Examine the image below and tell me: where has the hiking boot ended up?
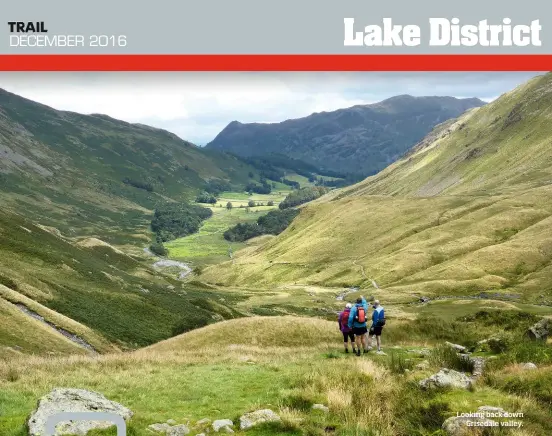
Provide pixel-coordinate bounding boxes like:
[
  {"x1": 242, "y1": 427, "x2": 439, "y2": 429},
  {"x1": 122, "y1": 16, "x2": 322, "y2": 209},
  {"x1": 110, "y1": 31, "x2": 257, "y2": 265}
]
[
  {"x1": 356, "y1": 350, "x2": 361, "y2": 356},
  {"x1": 345, "y1": 349, "x2": 349, "y2": 354},
  {"x1": 376, "y1": 350, "x2": 386, "y2": 355},
  {"x1": 363, "y1": 349, "x2": 369, "y2": 354}
]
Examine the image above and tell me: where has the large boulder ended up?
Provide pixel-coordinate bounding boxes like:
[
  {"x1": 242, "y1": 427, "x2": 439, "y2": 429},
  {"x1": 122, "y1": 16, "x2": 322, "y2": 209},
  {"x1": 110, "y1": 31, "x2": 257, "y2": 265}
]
[
  {"x1": 445, "y1": 342, "x2": 467, "y2": 353},
  {"x1": 212, "y1": 419, "x2": 234, "y2": 433},
  {"x1": 27, "y1": 388, "x2": 133, "y2": 436},
  {"x1": 419, "y1": 369, "x2": 472, "y2": 390},
  {"x1": 442, "y1": 406, "x2": 505, "y2": 436},
  {"x1": 521, "y1": 362, "x2": 538, "y2": 370},
  {"x1": 527, "y1": 319, "x2": 550, "y2": 341},
  {"x1": 239, "y1": 409, "x2": 281, "y2": 430}
]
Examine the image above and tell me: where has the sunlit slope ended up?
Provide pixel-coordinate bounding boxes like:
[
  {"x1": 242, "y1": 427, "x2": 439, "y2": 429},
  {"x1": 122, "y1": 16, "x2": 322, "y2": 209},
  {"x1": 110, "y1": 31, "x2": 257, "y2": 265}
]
[
  {"x1": 339, "y1": 73, "x2": 552, "y2": 197},
  {"x1": 199, "y1": 73, "x2": 552, "y2": 303}
]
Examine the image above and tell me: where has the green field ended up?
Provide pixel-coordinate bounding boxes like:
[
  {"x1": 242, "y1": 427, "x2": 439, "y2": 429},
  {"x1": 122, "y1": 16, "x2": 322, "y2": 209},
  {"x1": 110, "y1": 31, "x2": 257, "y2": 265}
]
[
  {"x1": 165, "y1": 190, "x2": 290, "y2": 265},
  {"x1": 2, "y1": 315, "x2": 552, "y2": 436}
]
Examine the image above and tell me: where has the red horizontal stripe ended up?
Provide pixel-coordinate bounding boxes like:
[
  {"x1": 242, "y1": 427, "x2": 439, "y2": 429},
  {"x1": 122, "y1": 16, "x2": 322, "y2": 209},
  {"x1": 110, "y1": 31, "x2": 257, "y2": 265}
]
[{"x1": 0, "y1": 54, "x2": 550, "y2": 71}]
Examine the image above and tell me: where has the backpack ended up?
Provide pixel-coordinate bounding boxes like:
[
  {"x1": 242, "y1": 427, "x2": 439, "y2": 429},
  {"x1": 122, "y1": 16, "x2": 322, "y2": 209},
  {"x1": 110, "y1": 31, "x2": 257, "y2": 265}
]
[
  {"x1": 340, "y1": 310, "x2": 351, "y2": 330},
  {"x1": 376, "y1": 309, "x2": 386, "y2": 327},
  {"x1": 355, "y1": 306, "x2": 366, "y2": 323}
]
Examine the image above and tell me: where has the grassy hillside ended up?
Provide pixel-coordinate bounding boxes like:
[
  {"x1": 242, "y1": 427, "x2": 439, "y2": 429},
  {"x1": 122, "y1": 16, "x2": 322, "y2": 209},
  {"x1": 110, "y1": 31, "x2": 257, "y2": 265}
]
[
  {"x1": 198, "y1": 73, "x2": 552, "y2": 305},
  {"x1": 2, "y1": 315, "x2": 552, "y2": 435},
  {"x1": 339, "y1": 73, "x2": 552, "y2": 197},
  {"x1": 0, "y1": 209, "x2": 244, "y2": 352},
  {"x1": 0, "y1": 88, "x2": 257, "y2": 244}
]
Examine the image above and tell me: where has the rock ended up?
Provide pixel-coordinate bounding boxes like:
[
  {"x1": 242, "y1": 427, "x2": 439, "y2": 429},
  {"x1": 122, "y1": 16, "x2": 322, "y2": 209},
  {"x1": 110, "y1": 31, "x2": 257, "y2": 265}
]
[
  {"x1": 419, "y1": 368, "x2": 472, "y2": 390},
  {"x1": 415, "y1": 360, "x2": 429, "y2": 370},
  {"x1": 478, "y1": 406, "x2": 506, "y2": 414},
  {"x1": 442, "y1": 406, "x2": 506, "y2": 436},
  {"x1": 521, "y1": 362, "x2": 537, "y2": 370},
  {"x1": 149, "y1": 423, "x2": 172, "y2": 433},
  {"x1": 27, "y1": 388, "x2": 133, "y2": 436},
  {"x1": 239, "y1": 409, "x2": 281, "y2": 430},
  {"x1": 195, "y1": 418, "x2": 211, "y2": 426},
  {"x1": 470, "y1": 357, "x2": 486, "y2": 378},
  {"x1": 312, "y1": 404, "x2": 329, "y2": 413},
  {"x1": 169, "y1": 424, "x2": 191, "y2": 436},
  {"x1": 196, "y1": 434, "x2": 206, "y2": 436},
  {"x1": 418, "y1": 348, "x2": 431, "y2": 357},
  {"x1": 420, "y1": 296, "x2": 430, "y2": 303},
  {"x1": 445, "y1": 342, "x2": 467, "y2": 353},
  {"x1": 167, "y1": 419, "x2": 177, "y2": 425},
  {"x1": 527, "y1": 318, "x2": 550, "y2": 341},
  {"x1": 212, "y1": 419, "x2": 234, "y2": 432},
  {"x1": 442, "y1": 415, "x2": 495, "y2": 436}
]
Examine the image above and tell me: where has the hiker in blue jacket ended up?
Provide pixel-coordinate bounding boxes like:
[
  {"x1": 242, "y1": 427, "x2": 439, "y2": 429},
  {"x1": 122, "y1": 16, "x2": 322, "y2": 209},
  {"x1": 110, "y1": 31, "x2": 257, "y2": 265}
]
[
  {"x1": 368, "y1": 300, "x2": 385, "y2": 354},
  {"x1": 348, "y1": 296, "x2": 370, "y2": 356}
]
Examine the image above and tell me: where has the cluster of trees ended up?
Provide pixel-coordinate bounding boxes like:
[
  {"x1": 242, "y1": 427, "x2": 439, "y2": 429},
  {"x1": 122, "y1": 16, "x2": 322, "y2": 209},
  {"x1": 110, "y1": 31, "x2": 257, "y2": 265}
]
[
  {"x1": 223, "y1": 208, "x2": 300, "y2": 242},
  {"x1": 245, "y1": 181, "x2": 272, "y2": 194},
  {"x1": 281, "y1": 178, "x2": 300, "y2": 189},
  {"x1": 195, "y1": 191, "x2": 218, "y2": 204},
  {"x1": 151, "y1": 202, "x2": 213, "y2": 242},
  {"x1": 149, "y1": 242, "x2": 168, "y2": 256},
  {"x1": 204, "y1": 179, "x2": 232, "y2": 195},
  {"x1": 279, "y1": 186, "x2": 330, "y2": 209},
  {"x1": 122, "y1": 177, "x2": 154, "y2": 192}
]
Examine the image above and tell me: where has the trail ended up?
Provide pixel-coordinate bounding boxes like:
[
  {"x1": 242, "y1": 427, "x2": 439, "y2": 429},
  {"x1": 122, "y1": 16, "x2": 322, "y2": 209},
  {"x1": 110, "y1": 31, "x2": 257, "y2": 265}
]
[
  {"x1": 353, "y1": 258, "x2": 380, "y2": 289},
  {"x1": 14, "y1": 303, "x2": 97, "y2": 354}
]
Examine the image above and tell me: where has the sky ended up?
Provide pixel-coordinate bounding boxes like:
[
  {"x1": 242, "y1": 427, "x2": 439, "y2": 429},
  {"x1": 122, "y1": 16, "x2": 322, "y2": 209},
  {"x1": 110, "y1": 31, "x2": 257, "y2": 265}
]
[{"x1": 0, "y1": 72, "x2": 543, "y2": 145}]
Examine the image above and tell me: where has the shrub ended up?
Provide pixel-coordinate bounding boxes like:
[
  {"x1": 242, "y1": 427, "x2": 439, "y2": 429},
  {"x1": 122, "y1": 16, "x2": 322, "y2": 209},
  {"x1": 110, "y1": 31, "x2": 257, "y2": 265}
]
[
  {"x1": 149, "y1": 242, "x2": 168, "y2": 256},
  {"x1": 248, "y1": 200, "x2": 256, "y2": 207},
  {"x1": 267, "y1": 200, "x2": 274, "y2": 206},
  {"x1": 195, "y1": 191, "x2": 217, "y2": 204},
  {"x1": 226, "y1": 202, "x2": 233, "y2": 210},
  {"x1": 122, "y1": 177, "x2": 154, "y2": 192},
  {"x1": 279, "y1": 186, "x2": 330, "y2": 209},
  {"x1": 223, "y1": 208, "x2": 300, "y2": 242}
]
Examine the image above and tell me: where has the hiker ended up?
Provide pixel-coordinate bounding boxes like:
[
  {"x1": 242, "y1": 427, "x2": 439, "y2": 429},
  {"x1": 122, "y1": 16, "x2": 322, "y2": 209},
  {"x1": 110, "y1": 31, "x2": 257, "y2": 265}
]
[
  {"x1": 368, "y1": 299, "x2": 386, "y2": 354},
  {"x1": 338, "y1": 303, "x2": 356, "y2": 354},
  {"x1": 348, "y1": 296, "x2": 370, "y2": 356}
]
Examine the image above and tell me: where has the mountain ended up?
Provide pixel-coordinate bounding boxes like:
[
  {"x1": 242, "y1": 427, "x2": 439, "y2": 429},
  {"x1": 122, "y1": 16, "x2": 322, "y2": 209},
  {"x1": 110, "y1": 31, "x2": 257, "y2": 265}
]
[
  {"x1": 0, "y1": 89, "x2": 258, "y2": 354},
  {"x1": 205, "y1": 95, "x2": 486, "y2": 176},
  {"x1": 199, "y1": 73, "x2": 552, "y2": 305},
  {"x1": 0, "y1": 88, "x2": 256, "y2": 244}
]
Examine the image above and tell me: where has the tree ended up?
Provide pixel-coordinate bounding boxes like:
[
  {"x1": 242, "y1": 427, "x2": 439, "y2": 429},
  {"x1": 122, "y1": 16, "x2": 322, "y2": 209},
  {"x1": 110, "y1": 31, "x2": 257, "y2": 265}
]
[
  {"x1": 226, "y1": 201, "x2": 233, "y2": 210},
  {"x1": 267, "y1": 200, "x2": 274, "y2": 206},
  {"x1": 150, "y1": 242, "x2": 168, "y2": 256},
  {"x1": 248, "y1": 171, "x2": 254, "y2": 178},
  {"x1": 196, "y1": 191, "x2": 217, "y2": 204},
  {"x1": 248, "y1": 200, "x2": 256, "y2": 207}
]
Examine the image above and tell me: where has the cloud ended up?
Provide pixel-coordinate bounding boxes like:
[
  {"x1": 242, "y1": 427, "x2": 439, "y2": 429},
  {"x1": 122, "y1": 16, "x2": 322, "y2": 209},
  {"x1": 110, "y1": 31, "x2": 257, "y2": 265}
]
[{"x1": 0, "y1": 72, "x2": 542, "y2": 145}]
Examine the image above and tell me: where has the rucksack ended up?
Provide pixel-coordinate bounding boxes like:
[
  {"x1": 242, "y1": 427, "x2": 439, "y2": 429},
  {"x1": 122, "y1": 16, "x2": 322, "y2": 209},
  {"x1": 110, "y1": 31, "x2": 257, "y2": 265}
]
[
  {"x1": 376, "y1": 310, "x2": 386, "y2": 326},
  {"x1": 341, "y1": 310, "x2": 351, "y2": 329},
  {"x1": 355, "y1": 306, "x2": 366, "y2": 323}
]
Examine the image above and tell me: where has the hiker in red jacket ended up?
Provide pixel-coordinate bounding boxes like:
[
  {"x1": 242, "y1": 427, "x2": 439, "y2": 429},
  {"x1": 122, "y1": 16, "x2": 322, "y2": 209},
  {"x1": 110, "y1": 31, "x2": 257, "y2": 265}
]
[{"x1": 338, "y1": 303, "x2": 356, "y2": 354}]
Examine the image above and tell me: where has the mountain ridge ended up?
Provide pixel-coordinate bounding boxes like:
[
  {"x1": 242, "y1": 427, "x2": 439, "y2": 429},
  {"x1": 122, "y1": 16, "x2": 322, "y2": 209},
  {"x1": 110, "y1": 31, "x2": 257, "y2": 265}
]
[{"x1": 206, "y1": 94, "x2": 486, "y2": 175}]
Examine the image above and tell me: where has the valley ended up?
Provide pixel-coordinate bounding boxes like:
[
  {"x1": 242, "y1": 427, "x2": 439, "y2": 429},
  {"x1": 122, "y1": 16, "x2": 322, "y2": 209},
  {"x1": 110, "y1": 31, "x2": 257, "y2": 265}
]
[{"x1": 1, "y1": 73, "x2": 552, "y2": 435}]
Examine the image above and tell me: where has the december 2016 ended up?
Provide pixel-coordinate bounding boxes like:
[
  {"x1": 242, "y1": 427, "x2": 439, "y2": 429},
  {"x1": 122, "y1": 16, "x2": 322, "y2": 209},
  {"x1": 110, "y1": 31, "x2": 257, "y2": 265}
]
[{"x1": 7, "y1": 21, "x2": 127, "y2": 47}]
